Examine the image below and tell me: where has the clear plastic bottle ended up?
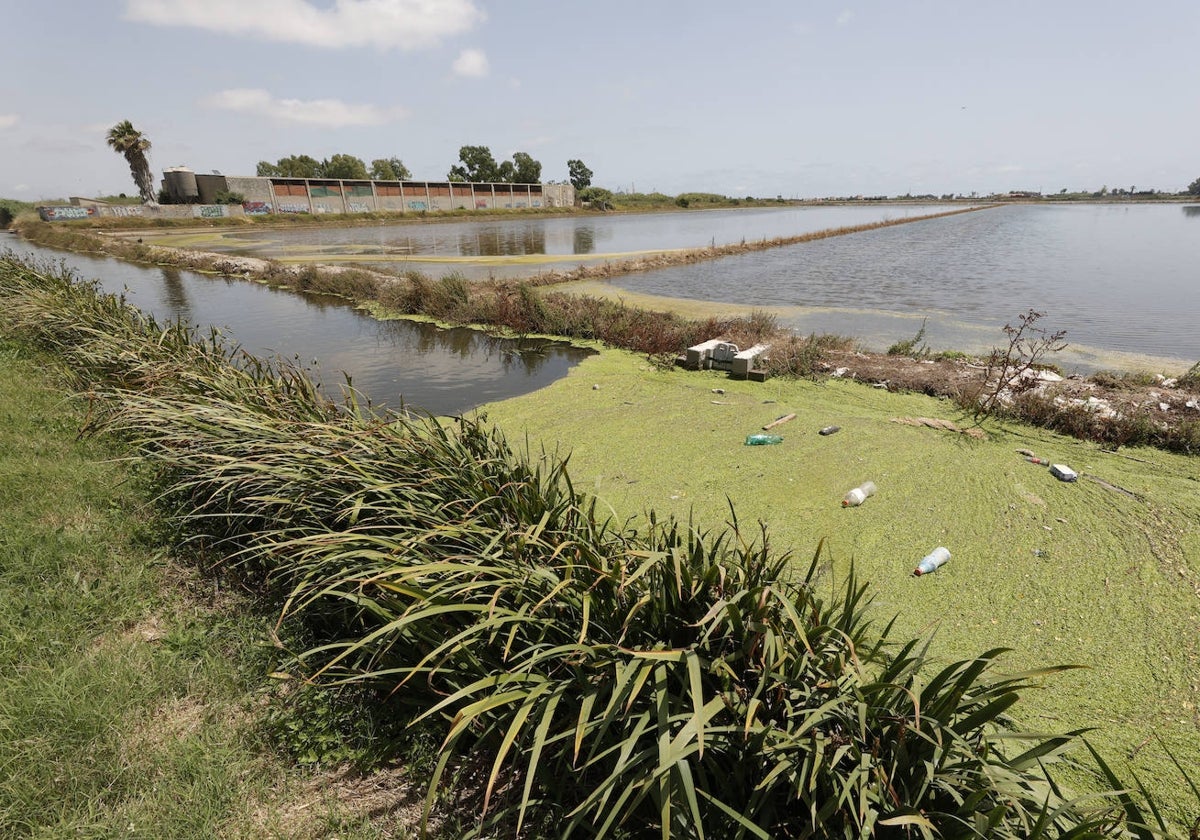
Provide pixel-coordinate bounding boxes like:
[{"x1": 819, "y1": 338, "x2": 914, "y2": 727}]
[
  {"x1": 913, "y1": 546, "x2": 951, "y2": 576},
  {"x1": 745, "y1": 434, "x2": 783, "y2": 445},
  {"x1": 842, "y1": 481, "x2": 877, "y2": 507}
]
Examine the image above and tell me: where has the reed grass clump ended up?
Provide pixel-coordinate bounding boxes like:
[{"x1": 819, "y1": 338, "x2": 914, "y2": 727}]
[{"x1": 2, "y1": 251, "x2": 1194, "y2": 838}]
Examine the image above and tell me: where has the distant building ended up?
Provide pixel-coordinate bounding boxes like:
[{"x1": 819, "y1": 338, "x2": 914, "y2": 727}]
[{"x1": 164, "y1": 169, "x2": 575, "y2": 215}]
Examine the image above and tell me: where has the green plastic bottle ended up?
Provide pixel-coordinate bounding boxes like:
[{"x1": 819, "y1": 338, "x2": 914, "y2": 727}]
[{"x1": 744, "y1": 434, "x2": 783, "y2": 445}]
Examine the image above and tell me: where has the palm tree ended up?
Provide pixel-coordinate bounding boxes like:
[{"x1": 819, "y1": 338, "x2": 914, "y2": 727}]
[{"x1": 106, "y1": 121, "x2": 156, "y2": 204}]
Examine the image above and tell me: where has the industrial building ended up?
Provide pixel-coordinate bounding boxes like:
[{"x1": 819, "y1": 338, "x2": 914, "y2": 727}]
[{"x1": 162, "y1": 167, "x2": 576, "y2": 214}]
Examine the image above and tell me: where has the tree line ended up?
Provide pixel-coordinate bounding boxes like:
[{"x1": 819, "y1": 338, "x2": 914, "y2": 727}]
[{"x1": 255, "y1": 146, "x2": 596, "y2": 190}]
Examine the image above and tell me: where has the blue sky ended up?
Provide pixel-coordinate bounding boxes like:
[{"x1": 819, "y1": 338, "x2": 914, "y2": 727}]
[{"x1": 3, "y1": 1, "x2": 1197, "y2": 201}]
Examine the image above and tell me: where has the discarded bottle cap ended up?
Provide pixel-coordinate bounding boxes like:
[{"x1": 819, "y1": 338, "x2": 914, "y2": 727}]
[
  {"x1": 914, "y1": 546, "x2": 951, "y2": 576},
  {"x1": 818, "y1": 425, "x2": 841, "y2": 436}
]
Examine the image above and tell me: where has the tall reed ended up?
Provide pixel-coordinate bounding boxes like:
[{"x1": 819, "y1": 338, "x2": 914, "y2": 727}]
[{"x1": 1, "y1": 251, "x2": 1191, "y2": 838}]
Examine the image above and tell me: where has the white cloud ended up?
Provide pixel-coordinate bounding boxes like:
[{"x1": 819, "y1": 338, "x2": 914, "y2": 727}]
[
  {"x1": 201, "y1": 88, "x2": 406, "y2": 126},
  {"x1": 0, "y1": 114, "x2": 19, "y2": 130},
  {"x1": 13, "y1": 184, "x2": 30, "y2": 192},
  {"x1": 452, "y1": 48, "x2": 489, "y2": 78},
  {"x1": 835, "y1": 9, "x2": 853, "y2": 26},
  {"x1": 125, "y1": 0, "x2": 484, "y2": 50}
]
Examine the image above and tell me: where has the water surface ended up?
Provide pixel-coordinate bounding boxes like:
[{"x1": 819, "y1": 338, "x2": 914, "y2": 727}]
[
  {"x1": 148, "y1": 204, "x2": 964, "y2": 280},
  {"x1": 4, "y1": 239, "x2": 593, "y2": 416},
  {"x1": 601, "y1": 203, "x2": 1200, "y2": 371}
]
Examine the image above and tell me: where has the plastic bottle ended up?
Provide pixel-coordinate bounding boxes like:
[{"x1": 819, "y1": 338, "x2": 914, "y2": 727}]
[
  {"x1": 913, "y1": 546, "x2": 951, "y2": 576},
  {"x1": 842, "y1": 481, "x2": 877, "y2": 507},
  {"x1": 1026, "y1": 456, "x2": 1050, "y2": 466},
  {"x1": 745, "y1": 434, "x2": 783, "y2": 446}
]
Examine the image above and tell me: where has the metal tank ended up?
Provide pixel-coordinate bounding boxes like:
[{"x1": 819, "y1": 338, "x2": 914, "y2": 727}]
[{"x1": 162, "y1": 166, "x2": 199, "y2": 203}]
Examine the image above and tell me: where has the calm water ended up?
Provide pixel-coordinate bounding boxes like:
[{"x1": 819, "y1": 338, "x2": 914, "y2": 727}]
[
  {"x1": 10, "y1": 201, "x2": 1198, "y2": 395},
  {"x1": 173, "y1": 204, "x2": 963, "y2": 279},
  {"x1": 3, "y1": 239, "x2": 593, "y2": 416},
  {"x1": 604, "y1": 203, "x2": 1200, "y2": 370}
]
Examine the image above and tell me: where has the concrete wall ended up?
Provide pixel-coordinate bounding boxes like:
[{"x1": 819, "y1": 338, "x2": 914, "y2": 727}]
[{"x1": 40, "y1": 176, "x2": 575, "y2": 222}]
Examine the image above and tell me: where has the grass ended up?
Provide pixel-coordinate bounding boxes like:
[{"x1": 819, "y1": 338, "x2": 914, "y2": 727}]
[
  {"x1": 9, "y1": 253, "x2": 1200, "y2": 835},
  {"x1": 0, "y1": 335, "x2": 470, "y2": 838},
  {"x1": 6, "y1": 253, "x2": 1197, "y2": 836},
  {"x1": 478, "y1": 348, "x2": 1200, "y2": 827}
]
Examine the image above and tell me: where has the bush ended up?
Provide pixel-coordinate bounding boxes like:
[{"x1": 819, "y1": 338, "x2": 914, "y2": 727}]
[
  {"x1": 887, "y1": 318, "x2": 928, "y2": 358},
  {"x1": 2, "y1": 252, "x2": 1195, "y2": 838}
]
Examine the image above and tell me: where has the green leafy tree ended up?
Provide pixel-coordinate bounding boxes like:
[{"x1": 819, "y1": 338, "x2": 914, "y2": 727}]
[
  {"x1": 270, "y1": 155, "x2": 321, "y2": 178},
  {"x1": 578, "y1": 186, "x2": 613, "y2": 210},
  {"x1": 256, "y1": 160, "x2": 281, "y2": 176},
  {"x1": 448, "y1": 145, "x2": 500, "y2": 182},
  {"x1": 105, "y1": 120, "x2": 156, "y2": 204},
  {"x1": 567, "y1": 159, "x2": 593, "y2": 191},
  {"x1": 1188, "y1": 177, "x2": 1200, "y2": 196},
  {"x1": 511, "y1": 152, "x2": 542, "y2": 183},
  {"x1": 370, "y1": 157, "x2": 412, "y2": 181},
  {"x1": 320, "y1": 154, "x2": 368, "y2": 180}
]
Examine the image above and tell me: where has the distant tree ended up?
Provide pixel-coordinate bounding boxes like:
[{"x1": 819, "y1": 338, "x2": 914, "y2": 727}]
[
  {"x1": 256, "y1": 160, "x2": 281, "y2": 176},
  {"x1": 497, "y1": 160, "x2": 515, "y2": 182},
  {"x1": 567, "y1": 159, "x2": 593, "y2": 191},
  {"x1": 0, "y1": 206, "x2": 13, "y2": 228},
  {"x1": 511, "y1": 152, "x2": 542, "y2": 183},
  {"x1": 321, "y1": 154, "x2": 369, "y2": 180},
  {"x1": 273, "y1": 155, "x2": 322, "y2": 178},
  {"x1": 1189, "y1": 177, "x2": 1200, "y2": 196},
  {"x1": 578, "y1": 186, "x2": 613, "y2": 210},
  {"x1": 370, "y1": 157, "x2": 412, "y2": 181},
  {"x1": 213, "y1": 189, "x2": 246, "y2": 205},
  {"x1": 106, "y1": 120, "x2": 156, "y2": 204},
  {"x1": 449, "y1": 145, "x2": 501, "y2": 182}
]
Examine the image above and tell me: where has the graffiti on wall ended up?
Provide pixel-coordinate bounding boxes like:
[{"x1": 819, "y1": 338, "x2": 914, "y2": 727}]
[
  {"x1": 38, "y1": 206, "x2": 96, "y2": 221},
  {"x1": 407, "y1": 201, "x2": 428, "y2": 211},
  {"x1": 194, "y1": 205, "x2": 226, "y2": 218},
  {"x1": 277, "y1": 202, "x2": 310, "y2": 213},
  {"x1": 241, "y1": 202, "x2": 271, "y2": 215},
  {"x1": 347, "y1": 202, "x2": 369, "y2": 213}
]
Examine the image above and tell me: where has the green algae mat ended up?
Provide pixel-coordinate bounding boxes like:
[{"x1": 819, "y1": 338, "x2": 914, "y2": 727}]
[{"x1": 479, "y1": 349, "x2": 1200, "y2": 816}]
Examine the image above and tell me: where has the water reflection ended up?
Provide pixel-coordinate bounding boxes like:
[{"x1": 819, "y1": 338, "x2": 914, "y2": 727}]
[
  {"x1": 1183, "y1": 205, "x2": 1200, "y2": 217},
  {"x1": 456, "y1": 227, "x2": 547, "y2": 256},
  {"x1": 8, "y1": 241, "x2": 593, "y2": 415},
  {"x1": 158, "y1": 266, "x2": 191, "y2": 317},
  {"x1": 573, "y1": 226, "x2": 595, "y2": 254}
]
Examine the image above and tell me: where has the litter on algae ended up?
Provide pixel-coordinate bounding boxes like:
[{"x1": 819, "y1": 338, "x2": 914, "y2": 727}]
[{"x1": 745, "y1": 433, "x2": 783, "y2": 445}]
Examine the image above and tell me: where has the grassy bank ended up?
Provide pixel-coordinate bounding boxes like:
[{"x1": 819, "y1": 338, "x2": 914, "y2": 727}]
[
  {"x1": 479, "y1": 349, "x2": 1200, "y2": 822},
  {"x1": 6, "y1": 250, "x2": 1198, "y2": 836},
  {"x1": 0, "y1": 333, "x2": 461, "y2": 837}
]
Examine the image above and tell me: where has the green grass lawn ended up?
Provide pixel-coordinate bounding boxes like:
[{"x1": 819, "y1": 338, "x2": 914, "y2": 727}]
[
  {"x1": 479, "y1": 348, "x2": 1200, "y2": 821},
  {"x1": 0, "y1": 337, "x2": 436, "y2": 839}
]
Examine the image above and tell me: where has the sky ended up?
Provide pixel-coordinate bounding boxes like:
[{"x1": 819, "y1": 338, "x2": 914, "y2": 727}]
[{"x1": 2, "y1": 1, "x2": 1198, "y2": 202}]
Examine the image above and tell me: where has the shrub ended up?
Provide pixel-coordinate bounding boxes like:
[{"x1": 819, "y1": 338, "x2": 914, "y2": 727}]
[
  {"x1": 2, "y1": 252, "x2": 1195, "y2": 838},
  {"x1": 887, "y1": 318, "x2": 929, "y2": 358}
]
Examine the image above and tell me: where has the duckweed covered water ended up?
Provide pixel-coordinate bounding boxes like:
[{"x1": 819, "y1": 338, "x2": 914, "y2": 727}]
[{"x1": 479, "y1": 349, "x2": 1200, "y2": 820}]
